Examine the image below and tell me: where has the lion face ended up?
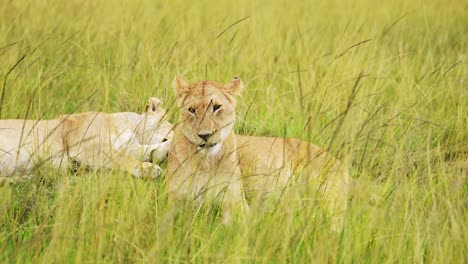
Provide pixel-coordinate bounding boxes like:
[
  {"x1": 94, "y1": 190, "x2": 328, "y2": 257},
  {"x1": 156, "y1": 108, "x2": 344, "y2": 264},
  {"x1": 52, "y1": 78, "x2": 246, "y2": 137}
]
[{"x1": 173, "y1": 77, "x2": 243, "y2": 149}]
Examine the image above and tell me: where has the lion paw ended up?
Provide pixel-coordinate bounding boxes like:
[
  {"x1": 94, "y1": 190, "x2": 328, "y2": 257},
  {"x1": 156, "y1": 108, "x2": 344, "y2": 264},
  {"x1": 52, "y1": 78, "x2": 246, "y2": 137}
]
[{"x1": 131, "y1": 162, "x2": 162, "y2": 179}]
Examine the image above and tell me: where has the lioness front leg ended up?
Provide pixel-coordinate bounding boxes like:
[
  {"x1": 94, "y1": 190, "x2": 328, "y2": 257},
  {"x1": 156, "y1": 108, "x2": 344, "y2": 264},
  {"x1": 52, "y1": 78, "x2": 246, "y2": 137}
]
[
  {"x1": 203, "y1": 171, "x2": 249, "y2": 224},
  {"x1": 130, "y1": 161, "x2": 162, "y2": 179},
  {"x1": 220, "y1": 181, "x2": 249, "y2": 224},
  {"x1": 72, "y1": 150, "x2": 162, "y2": 179},
  {"x1": 108, "y1": 154, "x2": 162, "y2": 179},
  {"x1": 121, "y1": 141, "x2": 171, "y2": 163}
]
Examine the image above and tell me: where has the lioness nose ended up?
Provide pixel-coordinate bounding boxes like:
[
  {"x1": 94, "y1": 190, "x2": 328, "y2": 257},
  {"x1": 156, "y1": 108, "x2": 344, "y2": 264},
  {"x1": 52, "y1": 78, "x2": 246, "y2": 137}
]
[{"x1": 197, "y1": 133, "x2": 212, "y2": 141}]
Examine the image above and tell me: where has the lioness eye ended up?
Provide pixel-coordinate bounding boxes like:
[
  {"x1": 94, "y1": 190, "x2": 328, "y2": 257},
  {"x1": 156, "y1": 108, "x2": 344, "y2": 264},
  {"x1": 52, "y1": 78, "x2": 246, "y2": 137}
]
[
  {"x1": 188, "y1": 107, "x2": 196, "y2": 114},
  {"x1": 213, "y1": 104, "x2": 222, "y2": 112}
]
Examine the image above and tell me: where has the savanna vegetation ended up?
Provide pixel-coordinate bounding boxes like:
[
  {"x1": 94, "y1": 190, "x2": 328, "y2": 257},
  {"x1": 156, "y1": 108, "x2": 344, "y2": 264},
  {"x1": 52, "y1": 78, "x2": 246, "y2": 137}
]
[{"x1": 0, "y1": 0, "x2": 466, "y2": 262}]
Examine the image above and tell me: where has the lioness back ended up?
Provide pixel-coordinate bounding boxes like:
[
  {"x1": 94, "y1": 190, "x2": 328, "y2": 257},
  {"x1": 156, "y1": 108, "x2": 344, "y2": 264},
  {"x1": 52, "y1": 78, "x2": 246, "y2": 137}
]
[
  {"x1": 236, "y1": 134, "x2": 349, "y2": 227},
  {"x1": 0, "y1": 119, "x2": 68, "y2": 176}
]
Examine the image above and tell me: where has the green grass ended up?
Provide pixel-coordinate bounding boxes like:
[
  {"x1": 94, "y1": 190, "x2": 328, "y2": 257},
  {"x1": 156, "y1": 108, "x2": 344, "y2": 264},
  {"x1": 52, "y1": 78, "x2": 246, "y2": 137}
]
[{"x1": 0, "y1": 0, "x2": 466, "y2": 262}]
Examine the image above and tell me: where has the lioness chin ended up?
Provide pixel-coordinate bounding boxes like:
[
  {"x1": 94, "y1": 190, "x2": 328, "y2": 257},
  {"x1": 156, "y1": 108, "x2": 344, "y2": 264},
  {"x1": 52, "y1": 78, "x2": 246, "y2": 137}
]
[
  {"x1": 168, "y1": 76, "x2": 349, "y2": 228},
  {"x1": 0, "y1": 97, "x2": 173, "y2": 180}
]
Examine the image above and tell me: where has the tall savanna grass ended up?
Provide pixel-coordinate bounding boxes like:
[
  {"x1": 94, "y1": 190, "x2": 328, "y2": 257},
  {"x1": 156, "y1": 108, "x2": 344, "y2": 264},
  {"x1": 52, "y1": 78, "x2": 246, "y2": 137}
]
[{"x1": 0, "y1": 0, "x2": 466, "y2": 262}]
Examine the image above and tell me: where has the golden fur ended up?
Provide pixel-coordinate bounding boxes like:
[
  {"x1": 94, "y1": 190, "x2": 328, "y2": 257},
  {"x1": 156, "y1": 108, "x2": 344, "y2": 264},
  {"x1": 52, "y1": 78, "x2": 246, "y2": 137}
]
[
  {"x1": 236, "y1": 135, "x2": 349, "y2": 227},
  {"x1": 167, "y1": 77, "x2": 247, "y2": 223},
  {"x1": 167, "y1": 77, "x2": 349, "y2": 227}
]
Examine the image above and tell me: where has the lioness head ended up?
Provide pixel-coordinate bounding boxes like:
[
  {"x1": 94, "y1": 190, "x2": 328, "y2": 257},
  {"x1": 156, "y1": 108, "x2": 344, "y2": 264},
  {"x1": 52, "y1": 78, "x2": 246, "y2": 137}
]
[{"x1": 173, "y1": 76, "x2": 243, "y2": 150}]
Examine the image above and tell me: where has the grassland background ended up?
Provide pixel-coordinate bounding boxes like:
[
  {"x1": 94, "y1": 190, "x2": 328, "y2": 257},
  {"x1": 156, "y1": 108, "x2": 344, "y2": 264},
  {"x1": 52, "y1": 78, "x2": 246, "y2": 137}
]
[{"x1": 0, "y1": 0, "x2": 466, "y2": 262}]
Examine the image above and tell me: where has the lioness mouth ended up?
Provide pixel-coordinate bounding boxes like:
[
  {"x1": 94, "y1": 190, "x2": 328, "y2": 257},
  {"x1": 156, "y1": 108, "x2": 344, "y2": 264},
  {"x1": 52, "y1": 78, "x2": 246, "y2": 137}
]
[{"x1": 198, "y1": 143, "x2": 218, "y2": 149}]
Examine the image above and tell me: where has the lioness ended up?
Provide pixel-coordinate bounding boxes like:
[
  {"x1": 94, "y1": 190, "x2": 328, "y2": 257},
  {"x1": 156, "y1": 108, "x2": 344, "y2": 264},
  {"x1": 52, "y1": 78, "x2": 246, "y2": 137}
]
[
  {"x1": 0, "y1": 97, "x2": 173, "y2": 180},
  {"x1": 168, "y1": 77, "x2": 349, "y2": 227},
  {"x1": 167, "y1": 77, "x2": 248, "y2": 223}
]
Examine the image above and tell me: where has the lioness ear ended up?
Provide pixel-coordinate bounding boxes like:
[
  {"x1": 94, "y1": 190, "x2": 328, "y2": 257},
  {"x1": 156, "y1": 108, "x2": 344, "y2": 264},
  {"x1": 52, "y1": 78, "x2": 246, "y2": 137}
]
[
  {"x1": 146, "y1": 97, "x2": 163, "y2": 113},
  {"x1": 224, "y1": 76, "x2": 243, "y2": 96},
  {"x1": 173, "y1": 77, "x2": 190, "y2": 96}
]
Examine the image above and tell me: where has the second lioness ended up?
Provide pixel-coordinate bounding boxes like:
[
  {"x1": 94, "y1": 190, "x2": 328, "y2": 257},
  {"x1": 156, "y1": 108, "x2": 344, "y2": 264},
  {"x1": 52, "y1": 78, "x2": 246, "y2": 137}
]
[{"x1": 0, "y1": 97, "x2": 173, "y2": 179}]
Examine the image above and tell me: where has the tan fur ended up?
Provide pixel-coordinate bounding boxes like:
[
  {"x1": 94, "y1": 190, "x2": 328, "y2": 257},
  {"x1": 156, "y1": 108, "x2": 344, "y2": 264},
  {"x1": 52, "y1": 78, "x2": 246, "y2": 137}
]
[
  {"x1": 0, "y1": 97, "x2": 173, "y2": 179},
  {"x1": 168, "y1": 77, "x2": 349, "y2": 227},
  {"x1": 236, "y1": 135, "x2": 349, "y2": 228}
]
